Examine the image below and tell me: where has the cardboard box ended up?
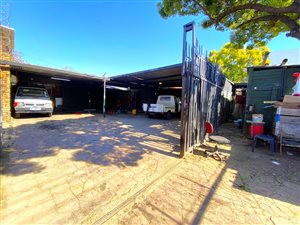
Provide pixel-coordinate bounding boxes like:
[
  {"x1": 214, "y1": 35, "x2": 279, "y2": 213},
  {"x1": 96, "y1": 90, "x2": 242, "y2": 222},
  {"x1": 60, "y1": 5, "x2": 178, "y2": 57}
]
[
  {"x1": 283, "y1": 95, "x2": 300, "y2": 103},
  {"x1": 274, "y1": 95, "x2": 300, "y2": 108}
]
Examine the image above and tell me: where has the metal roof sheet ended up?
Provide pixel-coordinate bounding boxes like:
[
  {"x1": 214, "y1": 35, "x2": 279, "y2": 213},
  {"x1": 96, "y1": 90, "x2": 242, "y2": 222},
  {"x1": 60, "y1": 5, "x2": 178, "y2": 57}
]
[
  {"x1": 109, "y1": 63, "x2": 182, "y2": 87},
  {"x1": 248, "y1": 64, "x2": 300, "y2": 70},
  {"x1": 0, "y1": 60, "x2": 104, "y2": 81}
]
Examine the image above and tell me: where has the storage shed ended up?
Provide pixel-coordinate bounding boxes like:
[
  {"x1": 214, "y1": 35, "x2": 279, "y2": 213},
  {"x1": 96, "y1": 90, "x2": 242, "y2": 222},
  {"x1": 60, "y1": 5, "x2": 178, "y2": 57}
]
[{"x1": 245, "y1": 65, "x2": 300, "y2": 132}]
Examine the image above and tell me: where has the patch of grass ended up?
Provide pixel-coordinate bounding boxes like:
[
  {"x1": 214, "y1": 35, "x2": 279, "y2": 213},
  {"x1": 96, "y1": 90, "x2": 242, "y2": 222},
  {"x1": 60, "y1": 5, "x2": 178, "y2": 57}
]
[{"x1": 237, "y1": 175, "x2": 250, "y2": 191}]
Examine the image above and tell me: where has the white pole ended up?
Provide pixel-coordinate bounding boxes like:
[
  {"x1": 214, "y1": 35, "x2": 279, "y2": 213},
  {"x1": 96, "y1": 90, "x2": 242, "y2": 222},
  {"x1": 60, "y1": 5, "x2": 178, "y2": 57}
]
[{"x1": 103, "y1": 77, "x2": 106, "y2": 117}]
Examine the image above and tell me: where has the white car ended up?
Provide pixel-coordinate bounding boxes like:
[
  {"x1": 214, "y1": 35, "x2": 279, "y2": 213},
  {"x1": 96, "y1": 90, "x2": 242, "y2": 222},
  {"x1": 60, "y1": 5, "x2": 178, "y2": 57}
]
[
  {"x1": 13, "y1": 86, "x2": 53, "y2": 118},
  {"x1": 143, "y1": 95, "x2": 181, "y2": 119}
]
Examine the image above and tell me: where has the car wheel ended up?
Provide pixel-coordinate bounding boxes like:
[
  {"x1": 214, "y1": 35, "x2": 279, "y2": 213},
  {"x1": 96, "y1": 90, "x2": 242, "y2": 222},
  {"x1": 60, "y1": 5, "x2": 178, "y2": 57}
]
[
  {"x1": 47, "y1": 113, "x2": 52, "y2": 117},
  {"x1": 165, "y1": 111, "x2": 172, "y2": 120}
]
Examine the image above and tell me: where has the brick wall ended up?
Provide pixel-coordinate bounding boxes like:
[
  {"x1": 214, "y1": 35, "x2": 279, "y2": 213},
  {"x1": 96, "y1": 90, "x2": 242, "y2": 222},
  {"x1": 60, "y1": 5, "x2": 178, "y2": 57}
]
[
  {"x1": 0, "y1": 25, "x2": 15, "y2": 56},
  {"x1": 0, "y1": 26, "x2": 14, "y2": 128},
  {"x1": 0, "y1": 65, "x2": 12, "y2": 127}
]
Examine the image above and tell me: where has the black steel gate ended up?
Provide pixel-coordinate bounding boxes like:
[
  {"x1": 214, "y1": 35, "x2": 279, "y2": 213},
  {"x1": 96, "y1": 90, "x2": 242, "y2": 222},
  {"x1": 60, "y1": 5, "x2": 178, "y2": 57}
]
[{"x1": 180, "y1": 22, "x2": 227, "y2": 158}]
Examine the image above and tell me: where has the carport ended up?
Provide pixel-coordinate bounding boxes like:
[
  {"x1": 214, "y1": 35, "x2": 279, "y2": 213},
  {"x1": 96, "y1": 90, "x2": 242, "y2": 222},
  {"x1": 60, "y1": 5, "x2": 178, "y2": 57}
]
[
  {"x1": 0, "y1": 60, "x2": 183, "y2": 126},
  {"x1": 0, "y1": 60, "x2": 105, "y2": 122},
  {"x1": 107, "y1": 63, "x2": 182, "y2": 112}
]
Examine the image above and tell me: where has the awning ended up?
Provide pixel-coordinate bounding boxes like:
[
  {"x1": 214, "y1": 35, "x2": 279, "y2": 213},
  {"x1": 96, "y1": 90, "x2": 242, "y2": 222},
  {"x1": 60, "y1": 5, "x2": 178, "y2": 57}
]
[
  {"x1": 0, "y1": 60, "x2": 104, "y2": 82},
  {"x1": 109, "y1": 63, "x2": 182, "y2": 88}
]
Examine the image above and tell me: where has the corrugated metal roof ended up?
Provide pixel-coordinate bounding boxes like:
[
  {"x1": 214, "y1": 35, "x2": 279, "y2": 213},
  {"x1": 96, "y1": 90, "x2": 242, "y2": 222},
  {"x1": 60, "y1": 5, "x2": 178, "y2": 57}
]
[
  {"x1": 248, "y1": 64, "x2": 300, "y2": 71},
  {"x1": 0, "y1": 60, "x2": 104, "y2": 81},
  {"x1": 109, "y1": 63, "x2": 182, "y2": 87}
]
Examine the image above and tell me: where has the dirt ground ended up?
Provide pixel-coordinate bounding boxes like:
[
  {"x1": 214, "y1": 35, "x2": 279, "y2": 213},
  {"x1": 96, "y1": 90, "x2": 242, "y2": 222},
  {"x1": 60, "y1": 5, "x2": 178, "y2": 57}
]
[{"x1": 0, "y1": 114, "x2": 299, "y2": 224}]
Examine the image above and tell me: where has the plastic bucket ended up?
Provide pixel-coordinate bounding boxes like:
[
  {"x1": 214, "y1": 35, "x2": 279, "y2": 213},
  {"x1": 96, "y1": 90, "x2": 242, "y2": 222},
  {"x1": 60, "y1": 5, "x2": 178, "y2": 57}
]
[
  {"x1": 252, "y1": 114, "x2": 263, "y2": 122},
  {"x1": 142, "y1": 104, "x2": 148, "y2": 112}
]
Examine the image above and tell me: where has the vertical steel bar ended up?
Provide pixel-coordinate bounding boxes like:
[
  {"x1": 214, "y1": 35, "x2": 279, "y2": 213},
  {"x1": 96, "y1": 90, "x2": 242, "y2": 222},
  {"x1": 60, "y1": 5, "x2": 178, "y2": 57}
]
[
  {"x1": 103, "y1": 78, "x2": 106, "y2": 118},
  {"x1": 188, "y1": 22, "x2": 196, "y2": 153},
  {"x1": 181, "y1": 21, "x2": 200, "y2": 157},
  {"x1": 180, "y1": 26, "x2": 187, "y2": 157}
]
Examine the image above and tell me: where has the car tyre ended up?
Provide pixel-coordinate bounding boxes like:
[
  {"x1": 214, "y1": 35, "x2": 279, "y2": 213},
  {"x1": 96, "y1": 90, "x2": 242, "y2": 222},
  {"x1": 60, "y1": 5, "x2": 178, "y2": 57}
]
[
  {"x1": 165, "y1": 111, "x2": 171, "y2": 120},
  {"x1": 47, "y1": 113, "x2": 52, "y2": 117}
]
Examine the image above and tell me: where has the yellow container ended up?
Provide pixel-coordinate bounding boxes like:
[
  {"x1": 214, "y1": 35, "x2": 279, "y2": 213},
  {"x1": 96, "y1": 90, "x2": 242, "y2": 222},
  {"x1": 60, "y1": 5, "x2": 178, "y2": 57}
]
[{"x1": 132, "y1": 109, "x2": 137, "y2": 115}]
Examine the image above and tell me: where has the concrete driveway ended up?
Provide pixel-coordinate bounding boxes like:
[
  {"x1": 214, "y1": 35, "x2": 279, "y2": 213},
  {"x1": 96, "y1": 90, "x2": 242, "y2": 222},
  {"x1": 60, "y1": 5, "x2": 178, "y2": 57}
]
[{"x1": 1, "y1": 114, "x2": 181, "y2": 224}]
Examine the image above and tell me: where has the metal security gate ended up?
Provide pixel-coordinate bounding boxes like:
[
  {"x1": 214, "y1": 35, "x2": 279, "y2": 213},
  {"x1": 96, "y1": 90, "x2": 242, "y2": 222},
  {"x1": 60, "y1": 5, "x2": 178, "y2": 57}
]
[{"x1": 180, "y1": 22, "x2": 227, "y2": 157}]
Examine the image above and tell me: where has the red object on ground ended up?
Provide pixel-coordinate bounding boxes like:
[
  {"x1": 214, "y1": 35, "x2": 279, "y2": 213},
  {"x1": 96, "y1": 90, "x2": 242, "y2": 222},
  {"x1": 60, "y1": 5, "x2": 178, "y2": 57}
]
[
  {"x1": 74, "y1": 112, "x2": 82, "y2": 115},
  {"x1": 205, "y1": 122, "x2": 214, "y2": 134},
  {"x1": 248, "y1": 123, "x2": 264, "y2": 138}
]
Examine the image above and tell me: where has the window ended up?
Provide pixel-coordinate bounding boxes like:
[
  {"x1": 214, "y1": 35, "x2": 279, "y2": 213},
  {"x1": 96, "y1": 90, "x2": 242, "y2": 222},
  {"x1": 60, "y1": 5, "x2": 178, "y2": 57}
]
[
  {"x1": 159, "y1": 96, "x2": 171, "y2": 101},
  {"x1": 17, "y1": 88, "x2": 49, "y2": 98}
]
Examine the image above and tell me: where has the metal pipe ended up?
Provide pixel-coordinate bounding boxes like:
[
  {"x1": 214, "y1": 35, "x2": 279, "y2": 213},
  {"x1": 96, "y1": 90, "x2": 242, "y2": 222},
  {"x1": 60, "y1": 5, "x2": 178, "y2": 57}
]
[{"x1": 103, "y1": 77, "x2": 106, "y2": 117}]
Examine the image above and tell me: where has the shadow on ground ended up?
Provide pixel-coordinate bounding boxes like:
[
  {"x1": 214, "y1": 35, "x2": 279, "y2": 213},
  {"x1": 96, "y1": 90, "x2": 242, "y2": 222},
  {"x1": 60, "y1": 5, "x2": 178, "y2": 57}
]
[
  {"x1": 0, "y1": 114, "x2": 180, "y2": 176},
  {"x1": 191, "y1": 123, "x2": 300, "y2": 224},
  {"x1": 1, "y1": 115, "x2": 299, "y2": 224}
]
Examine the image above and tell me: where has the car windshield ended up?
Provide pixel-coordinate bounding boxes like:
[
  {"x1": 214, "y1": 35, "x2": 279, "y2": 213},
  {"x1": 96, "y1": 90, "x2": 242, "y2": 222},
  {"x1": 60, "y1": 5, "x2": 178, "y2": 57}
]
[
  {"x1": 159, "y1": 96, "x2": 171, "y2": 101},
  {"x1": 17, "y1": 88, "x2": 49, "y2": 98}
]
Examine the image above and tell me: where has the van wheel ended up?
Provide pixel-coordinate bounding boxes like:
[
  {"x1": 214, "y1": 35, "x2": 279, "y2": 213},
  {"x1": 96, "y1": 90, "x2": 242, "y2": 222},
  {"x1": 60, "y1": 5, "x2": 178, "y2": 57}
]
[
  {"x1": 15, "y1": 113, "x2": 20, "y2": 118},
  {"x1": 165, "y1": 111, "x2": 171, "y2": 120}
]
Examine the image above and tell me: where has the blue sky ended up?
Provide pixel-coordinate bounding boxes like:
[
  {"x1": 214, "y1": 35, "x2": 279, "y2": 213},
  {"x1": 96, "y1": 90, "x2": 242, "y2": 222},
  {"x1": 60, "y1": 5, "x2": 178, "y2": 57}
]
[{"x1": 8, "y1": 0, "x2": 300, "y2": 76}]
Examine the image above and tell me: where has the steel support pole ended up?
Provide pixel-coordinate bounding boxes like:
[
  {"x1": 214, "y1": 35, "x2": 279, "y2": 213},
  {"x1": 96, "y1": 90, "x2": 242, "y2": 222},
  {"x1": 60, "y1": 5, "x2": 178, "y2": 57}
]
[{"x1": 103, "y1": 78, "x2": 106, "y2": 118}]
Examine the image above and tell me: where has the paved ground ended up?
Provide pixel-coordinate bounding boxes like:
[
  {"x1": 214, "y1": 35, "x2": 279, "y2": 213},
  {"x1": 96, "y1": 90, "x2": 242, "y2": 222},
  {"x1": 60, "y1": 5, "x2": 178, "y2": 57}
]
[
  {"x1": 0, "y1": 114, "x2": 299, "y2": 224},
  {"x1": 1, "y1": 114, "x2": 181, "y2": 224},
  {"x1": 107, "y1": 125, "x2": 300, "y2": 225}
]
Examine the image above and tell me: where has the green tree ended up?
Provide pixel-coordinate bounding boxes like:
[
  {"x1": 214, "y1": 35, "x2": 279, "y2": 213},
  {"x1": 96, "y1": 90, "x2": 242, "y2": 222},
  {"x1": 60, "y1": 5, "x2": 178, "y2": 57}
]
[
  {"x1": 158, "y1": 0, "x2": 300, "y2": 47},
  {"x1": 209, "y1": 43, "x2": 270, "y2": 82}
]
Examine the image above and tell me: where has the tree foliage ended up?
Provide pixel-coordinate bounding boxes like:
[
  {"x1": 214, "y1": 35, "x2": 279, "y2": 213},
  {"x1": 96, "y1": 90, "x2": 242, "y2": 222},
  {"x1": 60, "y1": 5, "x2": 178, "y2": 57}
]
[
  {"x1": 12, "y1": 50, "x2": 27, "y2": 63},
  {"x1": 209, "y1": 43, "x2": 270, "y2": 82},
  {"x1": 158, "y1": 0, "x2": 300, "y2": 47}
]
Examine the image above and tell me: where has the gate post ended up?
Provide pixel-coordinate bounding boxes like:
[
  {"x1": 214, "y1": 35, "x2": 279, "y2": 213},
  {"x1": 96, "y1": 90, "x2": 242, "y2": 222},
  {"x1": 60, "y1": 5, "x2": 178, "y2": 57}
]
[{"x1": 180, "y1": 22, "x2": 196, "y2": 158}]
